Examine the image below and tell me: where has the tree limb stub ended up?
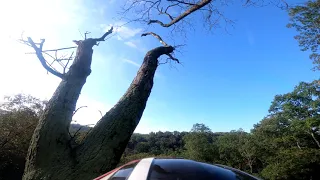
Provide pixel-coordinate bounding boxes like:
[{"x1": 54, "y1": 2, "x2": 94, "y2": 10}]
[
  {"x1": 94, "y1": 27, "x2": 114, "y2": 42},
  {"x1": 73, "y1": 27, "x2": 113, "y2": 47},
  {"x1": 148, "y1": 0, "x2": 212, "y2": 27},
  {"x1": 27, "y1": 38, "x2": 64, "y2": 79}
]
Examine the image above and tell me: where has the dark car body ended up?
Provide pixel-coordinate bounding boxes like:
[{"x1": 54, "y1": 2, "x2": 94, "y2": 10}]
[{"x1": 94, "y1": 157, "x2": 261, "y2": 180}]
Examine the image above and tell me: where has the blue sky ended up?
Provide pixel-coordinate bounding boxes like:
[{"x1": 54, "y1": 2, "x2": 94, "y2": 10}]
[{"x1": 0, "y1": 0, "x2": 318, "y2": 133}]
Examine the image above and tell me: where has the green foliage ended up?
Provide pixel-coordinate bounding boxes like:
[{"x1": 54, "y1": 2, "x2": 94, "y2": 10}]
[
  {"x1": 124, "y1": 131, "x2": 187, "y2": 156},
  {"x1": 183, "y1": 131, "x2": 216, "y2": 162},
  {"x1": 217, "y1": 130, "x2": 253, "y2": 171},
  {"x1": 191, "y1": 123, "x2": 211, "y2": 133},
  {"x1": 0, "y1": 94, "x2": 90, "y2": 180},
  {"x1": 1, "y1": 80, "x2": 320, "y2": 179},
  {"x1": 261, "y1": 148, "x2": 320, "y2": 180},
  {"x1": 287, "y1": 0, "x2": 320, "y2": 70},
  {"x1": 119, "y1": 79, "x2": 320, "y2": 179},
  {"x1": 0, "y1": 94, "x2": 46, "y2": 180},
  {"x1": 252, "y1": 80, "x2": 320, "y2": 179}
]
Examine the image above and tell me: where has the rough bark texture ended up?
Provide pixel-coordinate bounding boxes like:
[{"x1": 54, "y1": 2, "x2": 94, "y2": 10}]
[
  {"x1": 22, "y1": 42, "x2": 174, "y2": 179},
  {"x1": 70, "y1": 46, "x2": 174, "y2": 179},
  {"x1": 22, "y1": 39, "x2": 97, "y2": 180}
]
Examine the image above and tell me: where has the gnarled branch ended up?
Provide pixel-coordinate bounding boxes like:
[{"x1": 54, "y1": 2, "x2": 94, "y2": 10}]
[
  {"x1": 141, "y1": 32, "x2": 169, "y2": 46},
  {"x1": 26, "y1": 38, "x2": 65, "y2": 79},
  {"x1": 148, "y1": 0, "x2": 212, "y2": 27},
  {"x1": 21, "y1": 27, "x2": 113, "y2": 79}
]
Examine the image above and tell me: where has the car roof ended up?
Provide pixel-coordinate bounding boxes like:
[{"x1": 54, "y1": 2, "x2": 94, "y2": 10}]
[{"x1": 94, "y1": 157, "x2": 260, "y2": 180}]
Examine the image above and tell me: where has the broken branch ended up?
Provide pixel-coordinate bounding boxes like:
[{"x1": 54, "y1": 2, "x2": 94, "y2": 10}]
[
  {"x1": 94, "y1": 27, "x2": 114, "y2": 42},
  {"x1": 27, "y1": 38, "x2": 64, "y2": 79},
  {"x1": 141, "y1": 32, "x2": 180, "y2": 64},
  {"x1": 141, "y1": 32, "x2": 169, "y2": 46},
  {"x1": 85, "y1": 31, "x2": 91, "y2": 39}
]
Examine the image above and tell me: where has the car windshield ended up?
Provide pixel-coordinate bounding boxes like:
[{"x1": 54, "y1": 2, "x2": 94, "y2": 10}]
[{"x1": 147, "y1": 159, "x2": 258, "y2": 180}]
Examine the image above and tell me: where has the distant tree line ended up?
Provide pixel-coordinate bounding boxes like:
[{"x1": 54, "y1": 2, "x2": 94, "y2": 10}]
[{"x1": 1, "y1": 79, "x2": 319, "y2": 180}]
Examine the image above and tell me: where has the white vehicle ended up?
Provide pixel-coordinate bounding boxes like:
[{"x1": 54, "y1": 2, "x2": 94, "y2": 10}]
[{"x1": 94, "y1": 157, "x2": 260, "y2": 180}]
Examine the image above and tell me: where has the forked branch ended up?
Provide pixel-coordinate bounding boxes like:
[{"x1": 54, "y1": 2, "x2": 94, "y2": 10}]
[
  {"x1": 20, "y1": 27, "x2": 113, "y2": 79},
  {"x1": 166, "y1": 53, "x2": 180, "y2": 63},
  {"x1": 26, "y1": 38, "x2": 65, "y2": 79},
  {"x1": 148, "y1": 0, "x2": 212, "y2": 27}
]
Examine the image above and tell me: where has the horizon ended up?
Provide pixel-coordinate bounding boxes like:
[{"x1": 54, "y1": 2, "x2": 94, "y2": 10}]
[{"x1": 0, "y1": 0, "x2": 319, "y2": 134}]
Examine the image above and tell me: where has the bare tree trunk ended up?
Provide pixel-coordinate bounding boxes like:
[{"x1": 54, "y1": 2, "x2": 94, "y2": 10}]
[
  {"x1": 71, "y1": 46, "x2": 174, "y2": 179},
  {"x1": 22, "y1": 39, "x2": 104, "y2": 180}
]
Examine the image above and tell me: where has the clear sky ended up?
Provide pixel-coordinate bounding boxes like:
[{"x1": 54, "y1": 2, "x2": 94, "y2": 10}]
[{"x1": 0, "y1": 0, "x2": 318, "y2": 133}]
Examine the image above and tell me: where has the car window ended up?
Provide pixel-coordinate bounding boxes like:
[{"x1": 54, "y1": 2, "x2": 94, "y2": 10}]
[
  {"x1": 108, "y1": 162, "x2": 139, "y2": 180},
  {"x1": 147, "y1": 159, "x2": 258, "y2": 180},
  {"x1": 147, "y1": 159, "x2": 212, "y2": 180}
]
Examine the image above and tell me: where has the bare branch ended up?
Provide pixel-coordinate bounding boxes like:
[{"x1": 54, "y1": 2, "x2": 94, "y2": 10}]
[
  {"x1": 73, "y1": 106, "x2": 88, "y2": 117},
  {"x1": 64, "y1": 51, "x2": 74, "y2": 74},
  {"x1": 26, "y1": 38, "x2": 64, "y2": 79},
  {"x1": 26, "y1": 46, "x2": 76, "y2": 74},
  {"x1": 148, "y1": 0, "x2": 212, "y2": 27},
  {"x1": 141, "y1": 31, "x2": 180, "y2": 64},
  {"x1": 158, "y1": 58, "x2": 170, "y2": 65},
  {"x1": 70, "y1": 126, "x2": 84, "y2": 139},
  {"x1": 21, "y1": 27, "x2": 112, "y2": 79},
  {"x1": 78, "y1": 29, "x2": 85, "y2": 39},
  {"x1": 166, "y1": 53, "x2": 180, "y2": 63},
  {"x1": 141, "y1": 32, "x2": 169, "y2": 46},
  {"x1": 94, "y1": 27, "x2": 114, "y2": 42},
  {"x1": 42, "y1": 52, "x2": 62, "y2": 73},
  {"x1": 85, "y1": 31, "x2": 91, "y2": 39},
  {"x1": 41, "y1": 46, "x2": 77, "y2": 53},
  {"x1": 98, "y1": 110, "x2": 103, "y2": 118},
  {"x1": 167, "y1": 0, "x2": 197, "y2": 6},
  {"x1": 156, "y1": 3, "x2": 176, "y2": 20}
]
